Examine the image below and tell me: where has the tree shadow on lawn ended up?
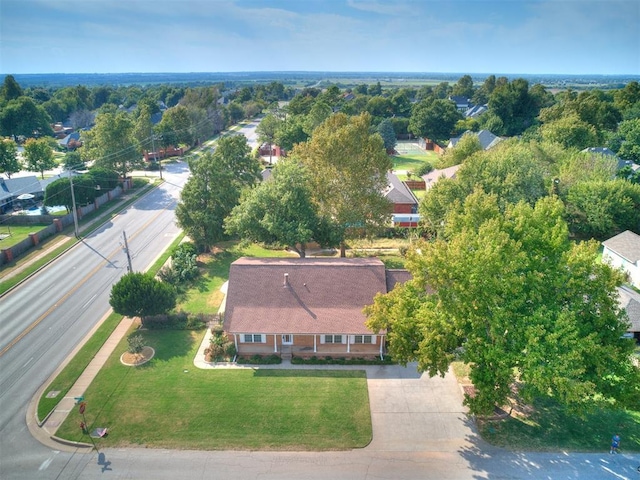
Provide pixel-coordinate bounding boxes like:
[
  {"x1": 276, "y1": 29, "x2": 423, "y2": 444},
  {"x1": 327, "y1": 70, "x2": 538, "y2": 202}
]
[{"x1": 476, "y1": 397, "x2": 640, "y2": 453}]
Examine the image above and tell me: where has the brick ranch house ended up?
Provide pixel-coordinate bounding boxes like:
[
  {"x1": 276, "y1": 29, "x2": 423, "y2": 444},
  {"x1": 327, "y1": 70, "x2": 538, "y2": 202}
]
[{"x1": 223, "y1": 257, "x2": 410, "y2": 359}]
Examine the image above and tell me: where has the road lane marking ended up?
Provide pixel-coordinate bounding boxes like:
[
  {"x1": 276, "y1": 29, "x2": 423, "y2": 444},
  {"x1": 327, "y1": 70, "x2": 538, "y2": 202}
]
[{"x1": 0, "y1": 202, "x2": 176, "y2": 358}]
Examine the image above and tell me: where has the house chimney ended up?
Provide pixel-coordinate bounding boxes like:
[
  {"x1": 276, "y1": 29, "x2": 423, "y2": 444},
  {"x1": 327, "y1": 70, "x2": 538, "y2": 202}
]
[{"x1": 283, "y1": 273, "x2": 289, "y2": 287}]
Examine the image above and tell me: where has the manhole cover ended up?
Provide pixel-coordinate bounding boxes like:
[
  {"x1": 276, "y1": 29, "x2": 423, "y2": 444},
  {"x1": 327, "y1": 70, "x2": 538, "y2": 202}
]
[{"x1": 46, "y1": 391, "x2": 61, "y2": 398}]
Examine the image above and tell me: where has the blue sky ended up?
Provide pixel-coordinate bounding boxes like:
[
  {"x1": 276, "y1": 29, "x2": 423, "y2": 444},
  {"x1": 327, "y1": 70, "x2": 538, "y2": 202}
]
[{"x1": 1, "y1": 0, "x2": 638, "y2": 75}]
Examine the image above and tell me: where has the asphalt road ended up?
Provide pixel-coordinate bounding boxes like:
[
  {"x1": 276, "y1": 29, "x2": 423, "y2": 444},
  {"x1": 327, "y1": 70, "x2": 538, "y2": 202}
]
[{"x1": 0, "y1": 161, "x2": 189, "y2": 479}]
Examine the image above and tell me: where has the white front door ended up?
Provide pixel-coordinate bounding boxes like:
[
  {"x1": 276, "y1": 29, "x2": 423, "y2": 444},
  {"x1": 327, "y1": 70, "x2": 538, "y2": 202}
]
[{"x1": 282, "y1": 334, "x2": 293, "y2": 345}]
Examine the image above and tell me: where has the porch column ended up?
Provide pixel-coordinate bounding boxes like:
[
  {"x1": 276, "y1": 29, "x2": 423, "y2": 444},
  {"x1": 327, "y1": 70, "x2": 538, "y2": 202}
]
[
  {"x1": 233, "y1": 334, "x2": 238, "y2": 352},
  {"x1": 347, "y1": 336, "x2": 350, "y2": 353},
  {"x1": 313, "y1": 335, "x2": 316, "y2": 353},
  {"x1": 274, "y1": 334, "x2": 278, "y2": 353},
  {"x1": 380, "y1": 336, "x2": 384, "y2": 358}
]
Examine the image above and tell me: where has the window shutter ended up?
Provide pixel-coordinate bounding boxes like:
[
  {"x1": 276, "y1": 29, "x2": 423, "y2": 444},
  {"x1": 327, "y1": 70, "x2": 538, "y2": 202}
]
[
  {"x1": 370, "y1": 335, "x2": 377, "y2": 345},
  {"x1": 260, "y1": 334, "x2": 266, "y2": 343},
  {"x1": 349, "y1": 335, "x2": 355, "y2": 344},
  {"x1": 320, "y1": 335, "x2": 326, "y2": 344},
  {"x1": 341, "y1": 335, "x2": 347, "y2": 344}
]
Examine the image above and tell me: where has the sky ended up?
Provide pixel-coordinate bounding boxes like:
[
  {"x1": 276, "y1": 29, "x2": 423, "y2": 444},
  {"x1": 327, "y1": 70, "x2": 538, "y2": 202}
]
[{"x1": 1, "y1": 0, "x2": 638, "y2": 76}]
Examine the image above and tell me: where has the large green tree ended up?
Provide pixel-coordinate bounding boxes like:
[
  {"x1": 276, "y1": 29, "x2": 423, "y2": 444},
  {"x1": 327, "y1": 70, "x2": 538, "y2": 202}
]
[
  {"x1": 409, "y1": 98, "x2": 462, "y2": 143},
  {"x1": 44, "y1": 174, "x2": 98, "y2": 211},
  {"x1": 175, "y1": 151, "x2": 241, "y2": 252},
  {"x1": 377, "y1": 118, "x2": 397, "y2": 153},
  {"x1": 256, "y1": 114, "x2": 281, "y2": 164},
  {"x1": 367, "y1": 192, "x2": 638, "y2": 415},
  {"x1": 0, "y1": 138, "x2": 20, "y2": 178},
  {"x1": 615, "y1": 118, "x2": 640, "y2": 162},
  {"x1": 565, "y1": 179, "x2": 640, "y2": 239},
  {"x1": 214, "y1": 134, "x2": 261, "y2": 188},
  {"x1": 24, "y1": 137, "x2": 56, "y2": 179},
  {"x1": 292, "y1": 112, "x2": 393, "y2": 256},
  {"x1": 110, "y1": 272, "x2": 177, "y2": 323},
  {"x1": 225, "y1": 160, "x2": 336, "y2": 257},
  {"x1": 82, "y1": 110, "x2": 141, "y2": 178},
  {"x1": 0, "y1": 97, "x2": 53, "y2": 138},
  {"x1": 539, "y1": 113, "x2": 599, "y2": 150}
]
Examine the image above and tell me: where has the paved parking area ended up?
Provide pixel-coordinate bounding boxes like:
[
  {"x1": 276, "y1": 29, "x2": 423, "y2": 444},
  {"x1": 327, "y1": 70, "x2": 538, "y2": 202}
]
[{"x1": 364, "y1": 364, "x2": 475, "y2": 452}]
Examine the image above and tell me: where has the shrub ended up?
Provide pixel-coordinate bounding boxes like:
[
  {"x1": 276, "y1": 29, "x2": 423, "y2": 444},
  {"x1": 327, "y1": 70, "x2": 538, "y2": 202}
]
[
  {"x1": 236, "y1": 354, "x2": 282, "y2": 365},
  {"x1": 413, "y1": 163, "x2": 433, "y2": 177},
  {"x1": 127, "y1": 334, "x2": 145, "y2": 354},
  {"x1": 142, "y1": 312, "x2": 208, "y2": 330},
  {"x1": 291, "y1": 355, "x2": 394, "y2": 366},
  {"x1": 159, "y1": 242, "x2": 199, "y2": 286}
]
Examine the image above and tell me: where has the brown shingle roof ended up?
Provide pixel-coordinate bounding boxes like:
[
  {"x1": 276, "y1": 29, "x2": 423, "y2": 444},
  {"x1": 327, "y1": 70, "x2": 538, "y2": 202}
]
[{"x1": 223, "y1": 257, "x2": 396, "y2": 335}]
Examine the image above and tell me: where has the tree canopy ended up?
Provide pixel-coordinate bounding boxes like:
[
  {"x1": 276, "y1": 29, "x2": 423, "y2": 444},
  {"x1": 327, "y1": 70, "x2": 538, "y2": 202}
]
[
  {"x1": 109, "y1": 272, "x2": 177, "y2": 321},
  {"x1": 0, "y1": 138, "x2": 20, "y2": 178},
  {"x1": 367, "y1": 191, "x2": 638, "y2": 415},
  {"x1": 225, "y1": 160, "x2": 337, "y2": 257},
  {"x1": 292, "y1": 112, "x2": 392, "y2": 256},
  {"x1": 175, "y1": 151, "x2": 241, "y2": 252},
  {"x1": 82, "y1": 110, "x2": 141, "y2": 178},
  {"x1": 23, "y1": 137, "x2": 56, "y2": 179},
  {"x1": 409, "y1": 98, "x2": 462, "y2": 143}
]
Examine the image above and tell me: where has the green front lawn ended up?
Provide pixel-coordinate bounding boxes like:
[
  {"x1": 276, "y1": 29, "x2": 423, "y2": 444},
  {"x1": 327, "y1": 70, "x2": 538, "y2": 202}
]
[
  {"x1": 178, "y1": 241, "x2": 295, "y2": 314},
  {"x1": 391, "y1": 151, "x2": 438, "y2": 173},
  {"x1": 55, "y1": 329, "x2": 372, "y2": 450},
  {"x1": 478, "y1": 397, "x2": 640, "y2": 452},
  {"x1": 0, "y1": 224, "x2": 50, "y2": 250}
]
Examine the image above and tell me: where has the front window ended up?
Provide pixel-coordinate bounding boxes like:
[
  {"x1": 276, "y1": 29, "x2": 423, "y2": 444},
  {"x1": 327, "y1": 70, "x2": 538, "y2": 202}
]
[
  {"x1": 242, "y1": 334, "x2": 264, "y2": 343},
  {"x1": 354, "y1": 335, "x2": 373, "y2": 344},
  {"x1": 324, "y1": 334, "x2": 343, "y2": 344}
]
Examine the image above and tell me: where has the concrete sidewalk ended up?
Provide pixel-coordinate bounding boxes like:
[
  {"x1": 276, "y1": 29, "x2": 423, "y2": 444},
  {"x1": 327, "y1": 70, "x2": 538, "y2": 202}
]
[{"x1": 27, "y1": 316, "x2": 136, "y2": 450}]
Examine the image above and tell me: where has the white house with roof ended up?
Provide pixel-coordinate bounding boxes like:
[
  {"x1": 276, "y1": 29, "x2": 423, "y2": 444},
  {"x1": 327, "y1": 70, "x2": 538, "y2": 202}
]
[
  {"x1": 602, "y1": 230, "x2": 640, "y2": 289},
  {"x1": 618, "y1": 285, "x2": 640, "y2": 341}
]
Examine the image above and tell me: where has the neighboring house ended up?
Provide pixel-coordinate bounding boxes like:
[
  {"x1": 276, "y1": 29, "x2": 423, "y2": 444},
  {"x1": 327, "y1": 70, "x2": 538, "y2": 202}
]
[
  {"x1": 465, "y1": 104, "x2": 488, "y2": 118},
  {"x1": 448, "y1": 130, "x2": 502, "y2": 151},
  {"x1": 0, "y1": 176, "x2": 44, "y2": 213},
  {"x1": 449, "y1": 96, "x2": 471, "y2": 112},
  {"x1": 603, "y1": 230, "x2": 640, "y2": 289},
  {"x1": 384, "y1": 172, "x2": 418, "y2": 214},
  {"x1": 581, "y1": 147, "x2": 640, "y2": 172},
  {"x1": 258, "y1": 143, "x2": 284, "y2": 158},
  {"x1": 223, "y1": 257, "x2": 411, "y2": 359},
  {"x1": 261, "y1": 168, "x2": 273, "y2": 182},
  {"x1": 422, "y1": 164, "x2": 461, "y2": 191},
  {"x1": 618, "y1": 285, "x2": 640, "y2": 341},
  {"x1": 58, "y1": 132, "x2": 82, "y2": 150}
]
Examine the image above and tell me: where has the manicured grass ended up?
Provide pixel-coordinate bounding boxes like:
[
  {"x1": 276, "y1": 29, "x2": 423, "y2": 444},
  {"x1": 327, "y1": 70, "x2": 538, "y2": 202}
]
[
  {"x1": 478, "y1": 397, "x2": 640, "y2": 453},
  {"x1": 178, "y1": 241, "x2": 295, "y2": 314},
  {"x1": 55, "y1": 329, "x2": 372, "y2": 450},
  {"x1": 391, "y1": 151, "x2": 438, "y2": 173},
  {"x1": 37, "y1": 312, "x2": 124, "y2": 421},
  {"x1": 0, "y1": 224, "x2": 50, "y2": 249}
]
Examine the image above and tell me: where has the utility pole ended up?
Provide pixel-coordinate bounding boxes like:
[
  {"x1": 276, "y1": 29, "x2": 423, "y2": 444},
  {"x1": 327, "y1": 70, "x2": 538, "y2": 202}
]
[
  {"x1": 122, "y1": 231, "x2": 133, "y2": 273},
  {"x1": 151, "y1": 134, "x2": 162, "y2": 180},
  {"x1": 68, "y1": 169, "x2": 79, "y2": 237}
]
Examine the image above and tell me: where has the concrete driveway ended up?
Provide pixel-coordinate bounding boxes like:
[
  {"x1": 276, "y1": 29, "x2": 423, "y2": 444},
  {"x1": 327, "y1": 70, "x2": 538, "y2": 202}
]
[{"x1": 364, "y1": 363, "x2": 474, "y2": 453}]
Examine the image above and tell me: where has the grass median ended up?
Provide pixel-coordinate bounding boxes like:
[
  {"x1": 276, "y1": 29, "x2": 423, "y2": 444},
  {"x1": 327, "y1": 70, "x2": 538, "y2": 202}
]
[{"x1": 36, "y1": 229, "x2": 184, "y2": 422}]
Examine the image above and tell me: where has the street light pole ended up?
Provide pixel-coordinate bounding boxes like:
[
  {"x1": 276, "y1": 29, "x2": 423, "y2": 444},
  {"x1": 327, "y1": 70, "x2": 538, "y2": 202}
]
[{"x1": 68, "y1": 169, "x2": 79, "y2": 237}]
